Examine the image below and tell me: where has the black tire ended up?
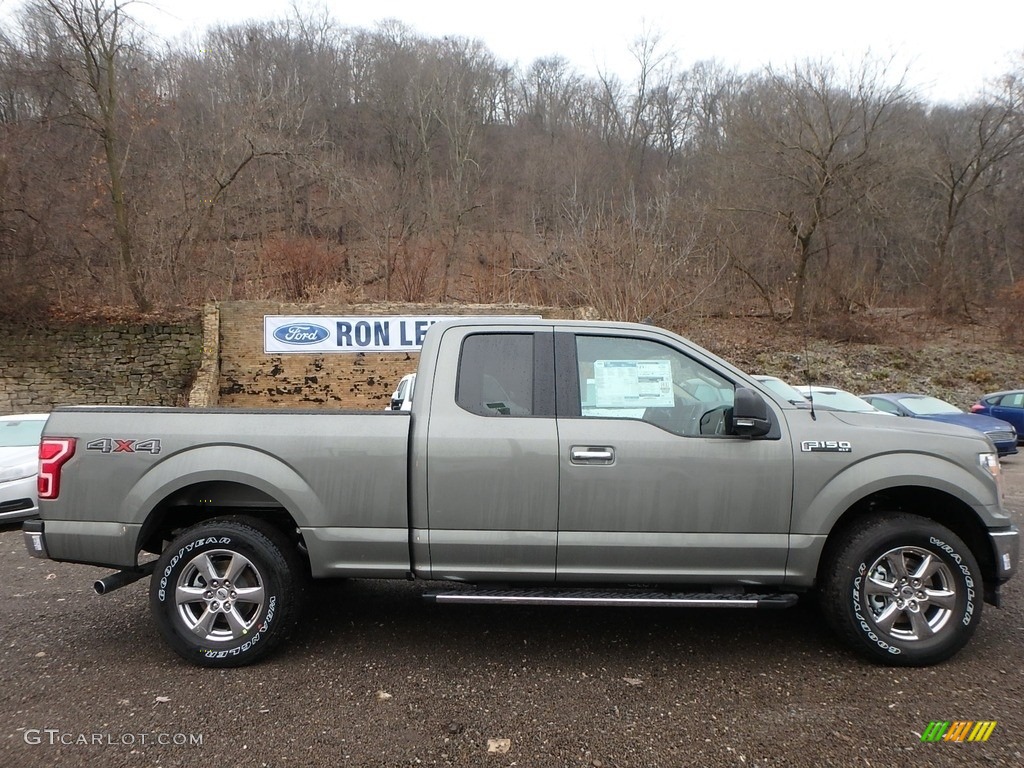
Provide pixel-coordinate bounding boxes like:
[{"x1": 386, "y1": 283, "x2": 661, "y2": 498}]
[
  {"x1": 820, "y1": 514, "x2": 982, "y2": 666},
  {"x1": 149, "y1": 518, "x2": 303, "y2": 667}
]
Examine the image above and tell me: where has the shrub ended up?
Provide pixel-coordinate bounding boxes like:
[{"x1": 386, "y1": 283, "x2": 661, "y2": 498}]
[{"x1": 262, "y1": 237, "x2": 344, "y2": 301}]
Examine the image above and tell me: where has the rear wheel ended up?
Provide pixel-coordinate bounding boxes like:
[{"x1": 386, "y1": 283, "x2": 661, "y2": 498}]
[
  {"x1": 821, "y1": 514, "x2": 982, "y2": 666},
  {"x1": 150, "y1": 518, "x2": 302, "y2": 667}
]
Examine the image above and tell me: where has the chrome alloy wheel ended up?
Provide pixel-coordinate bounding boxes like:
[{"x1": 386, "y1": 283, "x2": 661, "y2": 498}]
[
  {"x1": 863, "y1": 546, "x2": 958, "y2": 641},
  {"x1": 174, "y1": 549, "x2": 266, "y2": 642}
]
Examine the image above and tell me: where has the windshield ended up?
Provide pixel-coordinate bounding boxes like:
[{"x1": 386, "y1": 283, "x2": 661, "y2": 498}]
[
  {"x1": 0, "y1": 418, "x2": 46, "y2": 448},
  {"x1": 898, "y1": 396, "x2": 961, "y2": 416}
]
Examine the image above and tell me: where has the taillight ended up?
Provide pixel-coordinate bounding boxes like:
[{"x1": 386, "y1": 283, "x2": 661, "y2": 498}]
[
  {"x1": 38, "y1": 438, "x2": 76, "y2": 499},
  {"x1": 970, "y1": 404, "x2": 985, "y2": 413}
]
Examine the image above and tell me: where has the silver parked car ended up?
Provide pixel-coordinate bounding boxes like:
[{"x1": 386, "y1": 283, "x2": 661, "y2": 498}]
[{"x1": 0, "y1": 413, "x2": 48, "y2": 523}]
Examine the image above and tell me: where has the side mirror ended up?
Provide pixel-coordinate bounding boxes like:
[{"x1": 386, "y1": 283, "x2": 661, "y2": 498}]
[
  {"x1": 730, "y1": 387, "x2": 772, "y2": 437},
  {"x1": 390, "y1": 398, "x2": 401, "y2": 410}
]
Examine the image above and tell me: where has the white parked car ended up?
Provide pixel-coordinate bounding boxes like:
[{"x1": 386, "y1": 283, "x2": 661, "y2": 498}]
[
  {"x1": 753, "y1": 375, "x2": 812, "y2": 408},
  {"x1": 386, "y1": 373, "x2": 416, "y2": 411},
  {"x1": 0, "y1": 413, "x2": 48, "y2": 523},
  {"x1": 795, "y1": 386, "x2": 888, "y2": 414}
]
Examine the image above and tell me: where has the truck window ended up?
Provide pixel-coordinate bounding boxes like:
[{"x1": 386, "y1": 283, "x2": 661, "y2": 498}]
[
  {"x1": 456, "y1": 334, "x2": 535, "y2": 417},
  {"x1": 575, "y1": 335, "x2": 734, "y2": 436}
]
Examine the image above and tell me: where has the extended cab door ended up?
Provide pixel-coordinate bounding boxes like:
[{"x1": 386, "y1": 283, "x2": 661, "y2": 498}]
[
  {"x1": 420, "y1": 326, "x2": 558, "y2": 581},
  {"x1": 553, "y1": 328, "x2": 794, "y2": 584}
]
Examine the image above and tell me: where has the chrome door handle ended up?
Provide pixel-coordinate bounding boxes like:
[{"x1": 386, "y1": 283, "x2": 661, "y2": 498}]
[{"x1": 571, "y1": 447, "x2": 614, "y2": 464}]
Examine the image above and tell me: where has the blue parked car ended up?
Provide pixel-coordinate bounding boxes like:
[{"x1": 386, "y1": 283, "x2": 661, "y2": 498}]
[
  {"x1": 971, "y1": 390, "x2": 1024, "y2": 443},
  {"x1": 862, "y1": 393, "x2": 1018, "y2": 457}
]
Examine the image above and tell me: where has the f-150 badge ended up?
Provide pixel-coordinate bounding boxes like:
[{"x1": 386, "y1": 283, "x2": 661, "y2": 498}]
[{"x1": 801, "y1": 440, "x2": 852, "y2": 453}]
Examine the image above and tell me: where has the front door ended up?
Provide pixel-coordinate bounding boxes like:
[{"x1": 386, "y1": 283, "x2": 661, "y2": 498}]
[{"x1": 554, "y1": 330, "x2": 794, "y2": 584}]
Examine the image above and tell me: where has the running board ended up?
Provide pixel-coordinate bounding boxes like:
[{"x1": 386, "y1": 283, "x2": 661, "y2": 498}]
[{"x1": 424, "y1": 588, "x2": 798, "y2": 609}]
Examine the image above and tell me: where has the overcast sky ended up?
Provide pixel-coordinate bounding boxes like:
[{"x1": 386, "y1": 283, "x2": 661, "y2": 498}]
[{"x1": 7, "y1": 0, "x2": 1024, "y2": 103}]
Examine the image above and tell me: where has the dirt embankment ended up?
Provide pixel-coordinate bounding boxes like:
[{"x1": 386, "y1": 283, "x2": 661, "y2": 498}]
[{"x1": 682, "y1": 311, "x2": 1023, "y2": 410}]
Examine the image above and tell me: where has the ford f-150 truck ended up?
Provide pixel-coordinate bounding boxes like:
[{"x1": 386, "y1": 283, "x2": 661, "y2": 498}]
[{"x1": 23, "y1": 318, "x2": 1019, "y2": 667}]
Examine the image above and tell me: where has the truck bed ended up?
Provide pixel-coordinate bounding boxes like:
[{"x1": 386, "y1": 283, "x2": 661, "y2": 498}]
[{"x1": 39, "y1": 406, "x2": 412, "y2": 575}]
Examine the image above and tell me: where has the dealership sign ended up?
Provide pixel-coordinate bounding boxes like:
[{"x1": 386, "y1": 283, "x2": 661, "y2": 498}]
[{"x1": 264, "y1": 316, "x2": 454, "y2": 353}]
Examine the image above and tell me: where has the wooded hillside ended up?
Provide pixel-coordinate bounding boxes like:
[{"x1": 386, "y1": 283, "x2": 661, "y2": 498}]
[{"x1": 2, "y1": 0, "x2": 1023, "y2": 332}]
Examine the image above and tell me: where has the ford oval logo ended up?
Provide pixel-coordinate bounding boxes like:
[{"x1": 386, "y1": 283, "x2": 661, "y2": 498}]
[{"x1": 272, "y1": 323, "x2": 330, "y2": 345}]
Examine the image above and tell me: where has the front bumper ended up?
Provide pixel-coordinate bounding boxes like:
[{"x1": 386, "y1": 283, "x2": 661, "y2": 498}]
[
  {"x1": 995, "y1": 440, "x2": 1019, "y2": 457},
  {"x1": 986, "y1": 525, "x2": 1019, "y2": 606},
  {"x1": 0, "y1": 474, "x2": 39, "y2": 521},
  {"x1": 990, "y1": 526, "x2": 1019, "y2": 579}
]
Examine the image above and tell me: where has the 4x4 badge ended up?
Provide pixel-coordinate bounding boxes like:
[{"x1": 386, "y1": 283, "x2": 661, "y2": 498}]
[{"x1": 85, "y1": 438, "x2": 162, "y2": 454}]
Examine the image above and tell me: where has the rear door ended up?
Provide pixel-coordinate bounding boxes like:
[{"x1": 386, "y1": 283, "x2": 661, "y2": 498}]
[
  {"x1": 423, "y1": 326, "x2": 559, "y2": 581},
  {"x1": 553, "y1": 328, "x2": 794, "y2": 584}
]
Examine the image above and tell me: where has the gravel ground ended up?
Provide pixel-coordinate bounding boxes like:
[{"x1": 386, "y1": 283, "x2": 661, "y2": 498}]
[{"x1": 2, "y1": 458, "x2": 1022, "y2": 768}]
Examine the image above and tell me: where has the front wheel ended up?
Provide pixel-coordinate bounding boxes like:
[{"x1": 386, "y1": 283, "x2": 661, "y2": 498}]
[
  {"x1": 150, "y1": 518, "x2": 302, "y2": 667},
  {"x1": 820, "y1": 514, "x2": 982, "y2": 666}
]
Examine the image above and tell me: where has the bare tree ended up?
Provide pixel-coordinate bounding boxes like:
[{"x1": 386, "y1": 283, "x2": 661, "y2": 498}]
[
  {"x1": 595, "y1": 29, "x2": 675, "y2": 189},
  {"x1": 34, "y1": 0, "x2": 149, "y2": 309},
  {"x1": 918, "y1": 85, "x2": 1024, "y2": 315},
  {"x1": 731, "y1": 57, "x2": 909, "y2": 320}
]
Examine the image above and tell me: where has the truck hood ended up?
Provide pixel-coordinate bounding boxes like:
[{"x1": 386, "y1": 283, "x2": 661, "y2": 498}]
[
  {"x1": 0, "y1": 445, "x2": 37, "y2": 469},
  {"x1": 0, "y1": 446, "x2": 38, "y2": 482}
]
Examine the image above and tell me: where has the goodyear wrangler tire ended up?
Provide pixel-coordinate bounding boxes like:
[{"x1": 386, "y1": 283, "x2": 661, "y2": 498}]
[
  {"x1": 150, "y1": 518, "x2": 302, "y2": 667},
  {"x1": 821, "y1": 514, "x2": 982, "y2": 666}
]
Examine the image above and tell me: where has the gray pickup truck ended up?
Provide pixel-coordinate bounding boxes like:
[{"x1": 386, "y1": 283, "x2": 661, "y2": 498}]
[{"x1": 23, "y1": 318, "x2": 1019, "y2": 667}]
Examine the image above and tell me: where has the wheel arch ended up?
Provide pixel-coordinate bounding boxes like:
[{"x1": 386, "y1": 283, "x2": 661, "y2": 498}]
[
  {"x1": 816, "y1": 485, "x2": 997, "y2": 597},
  {"x1": 125, "y1": 446, "x2": 325, "y2": 562},
  {"x1": 137, "y1": 480, "x2": 304, "y2": 557}
]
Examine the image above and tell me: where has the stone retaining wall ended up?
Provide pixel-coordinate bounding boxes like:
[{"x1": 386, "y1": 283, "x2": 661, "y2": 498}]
[
  {"x1": 0, "y1": 302, "x2": 590, "y2": 415},
  {"x1": 0, "y1": 319, "x2": 202, "y2": 413}
]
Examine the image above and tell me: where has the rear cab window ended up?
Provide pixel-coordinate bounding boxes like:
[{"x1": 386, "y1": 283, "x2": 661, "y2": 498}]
[{"x1": 455, "y1": 333, "x2": 538, "y2": 417}]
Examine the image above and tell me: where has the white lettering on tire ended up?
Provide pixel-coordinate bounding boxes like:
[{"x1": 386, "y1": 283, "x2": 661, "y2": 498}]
[
  {"x1": 852, "y1": 570, "x2": 901, "y2": 655},
  {"x1": 929, "y1": 536, "x2": 976, "y2": 627}
]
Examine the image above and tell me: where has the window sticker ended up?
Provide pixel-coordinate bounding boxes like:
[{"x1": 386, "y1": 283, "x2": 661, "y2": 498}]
[{"x1": 593, "y1": 360, "x2": 674, "y2": 408}]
